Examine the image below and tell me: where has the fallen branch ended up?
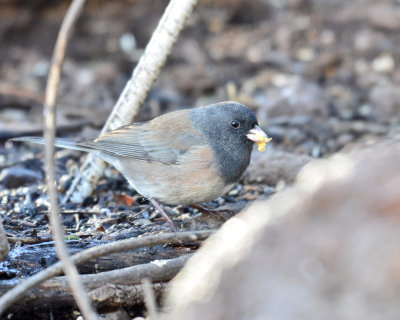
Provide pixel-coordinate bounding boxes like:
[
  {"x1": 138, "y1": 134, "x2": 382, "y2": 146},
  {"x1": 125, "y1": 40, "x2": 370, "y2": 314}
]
[
  {"x1": 2, "y1": 281, "x2": 167, "y2": 313},
  {"x1": 4, "y1": 240, "x2": 193, "y2": 276},
  {"x1": 90, "y1": 282, "x2": 167, "y2": 309},
  {"x1": 1, "y1": 255, "x2": 189, "y2": 311},
  {"x1": 0, "y1": 230, "x2": 214, "y2": 315},
  {"x1": 64, "y1": 0, "x2": 199, "y2": 204},
  {"x1": 6, "y1": 236, "x2": 53, "y2": 245}
]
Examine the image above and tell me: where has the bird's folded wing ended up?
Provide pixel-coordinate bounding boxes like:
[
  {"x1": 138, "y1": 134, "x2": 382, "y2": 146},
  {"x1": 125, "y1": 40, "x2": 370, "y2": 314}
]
[{"x1": 85, "y1": 111, "x2": 206, "y2": 164}]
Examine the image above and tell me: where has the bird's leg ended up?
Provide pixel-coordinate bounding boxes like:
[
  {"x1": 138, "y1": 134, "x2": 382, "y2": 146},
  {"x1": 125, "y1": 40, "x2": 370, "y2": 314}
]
[
  {"x1": 191, "y1": 204, "x2": 229, "y2": 222},
  {"x1": 150, "y1": 198, "x2": 179, "y2": 231}
]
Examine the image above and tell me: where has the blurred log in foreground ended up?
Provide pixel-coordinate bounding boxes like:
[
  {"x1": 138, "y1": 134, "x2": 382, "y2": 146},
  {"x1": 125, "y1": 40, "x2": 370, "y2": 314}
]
[{"x1": 165, "y1": 139, "x2": 400, "y2": 320}]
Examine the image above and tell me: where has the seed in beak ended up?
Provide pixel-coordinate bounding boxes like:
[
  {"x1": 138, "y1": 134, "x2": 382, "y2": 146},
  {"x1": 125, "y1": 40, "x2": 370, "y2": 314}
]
[{"x1": 246, "y1": 125, "x2": 272, "y2": 152}]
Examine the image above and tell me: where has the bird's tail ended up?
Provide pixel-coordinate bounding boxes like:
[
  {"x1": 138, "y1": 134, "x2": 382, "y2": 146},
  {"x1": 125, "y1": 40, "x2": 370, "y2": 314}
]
[{"x1": 11, "y1": 136, "x2": 95, "y2": 153}]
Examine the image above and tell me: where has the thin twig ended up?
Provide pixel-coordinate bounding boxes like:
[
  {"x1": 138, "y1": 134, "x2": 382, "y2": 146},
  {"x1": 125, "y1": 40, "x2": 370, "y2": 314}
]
[
  {"x1": 41, "y1": 0, "x2": 97, "y2": 319},
  {"x1": 0, "y1": 230, "x2": 214, "y2": 315},
  {"x1": 64, "y1": 0, "x2": 199, "y2": 204},
  {"x1": 6, "y1": 234, "x2": 95, "y2": 244},
  {"x1": 6, "y1": 236, "x2": 53, "y2": 245},
  {"x1": 143, "y1": 278, "x2": 159, "y2": 320}
]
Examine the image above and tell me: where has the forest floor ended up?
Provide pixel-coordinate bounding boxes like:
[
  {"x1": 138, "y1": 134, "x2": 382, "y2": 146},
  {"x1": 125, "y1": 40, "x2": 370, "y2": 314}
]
[{"x1": 0, "y1": 0, "x2": 399, "y2": 319}]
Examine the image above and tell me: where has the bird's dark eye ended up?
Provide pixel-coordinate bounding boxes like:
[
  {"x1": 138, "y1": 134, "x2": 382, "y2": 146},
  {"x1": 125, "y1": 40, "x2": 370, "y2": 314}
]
[{"x1": 231, "y1": 120, "x2": 240, "y2": 129}]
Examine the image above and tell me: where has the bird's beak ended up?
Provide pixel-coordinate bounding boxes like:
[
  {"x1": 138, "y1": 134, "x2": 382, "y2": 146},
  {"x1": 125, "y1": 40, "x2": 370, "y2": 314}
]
[{"x1": 246, "y1": 125, "x2": 272, "y2": 152}]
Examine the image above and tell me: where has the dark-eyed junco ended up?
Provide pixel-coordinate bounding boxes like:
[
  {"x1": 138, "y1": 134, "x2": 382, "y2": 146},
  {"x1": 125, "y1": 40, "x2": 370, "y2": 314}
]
[{"x1": 13, "y1": 101, "x2": 271, "y2": 229}]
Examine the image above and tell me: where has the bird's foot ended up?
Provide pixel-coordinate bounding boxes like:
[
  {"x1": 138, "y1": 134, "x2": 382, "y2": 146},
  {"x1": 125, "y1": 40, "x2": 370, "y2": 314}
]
[
  {"x1": 150, "y1": 198, "x2": 179, "y2": 232},
  {"x1": 191, "y1": 204, "x2": 231, "y2": 222}
]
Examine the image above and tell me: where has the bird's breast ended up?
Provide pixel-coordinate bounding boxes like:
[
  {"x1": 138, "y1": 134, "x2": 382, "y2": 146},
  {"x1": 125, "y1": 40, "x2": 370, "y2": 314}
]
[{"x1": 113, "y1": 145, "x2": 231, "y2": 205}]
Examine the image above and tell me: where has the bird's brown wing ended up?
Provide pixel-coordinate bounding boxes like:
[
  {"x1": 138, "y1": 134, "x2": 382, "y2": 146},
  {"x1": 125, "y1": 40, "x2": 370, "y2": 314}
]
[{"x1": 84, "y1": 110, "x2": 207, "y2": 164}]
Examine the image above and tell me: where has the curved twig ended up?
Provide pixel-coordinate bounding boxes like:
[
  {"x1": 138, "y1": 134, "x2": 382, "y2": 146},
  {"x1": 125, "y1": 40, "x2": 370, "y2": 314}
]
[
  {"x1": 41, "y1": 0, "x2": 98, "y2": 319},
  {"x1": 0, "y1": 230, "x2": 214, "y2": 315}
]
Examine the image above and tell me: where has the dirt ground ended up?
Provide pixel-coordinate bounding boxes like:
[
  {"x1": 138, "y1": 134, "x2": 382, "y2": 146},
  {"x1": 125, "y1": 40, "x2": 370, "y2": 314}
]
[{"x1": 0, "y1": 0, "x2": 400, "y2": 319}]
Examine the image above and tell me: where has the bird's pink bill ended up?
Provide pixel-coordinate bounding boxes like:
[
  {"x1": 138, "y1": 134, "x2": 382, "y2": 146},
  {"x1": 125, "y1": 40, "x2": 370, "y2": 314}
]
[{"x1": 246, "y1": 125, "x2": 272, "y2": 152}]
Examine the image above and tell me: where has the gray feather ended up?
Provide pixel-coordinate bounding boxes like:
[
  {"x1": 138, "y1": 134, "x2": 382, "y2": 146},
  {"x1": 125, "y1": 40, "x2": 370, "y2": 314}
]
[
  {"x1": 11, "y1": 136, "x2": 95, "y2": 153},
  {"x1": 189, "y1": 102, "x2": 257, "y2": 184}
]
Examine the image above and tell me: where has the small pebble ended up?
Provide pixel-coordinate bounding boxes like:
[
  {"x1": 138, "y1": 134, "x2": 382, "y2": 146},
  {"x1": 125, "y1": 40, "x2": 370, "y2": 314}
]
[
  {"x1": 0, "y1": 167, "x2": 43, "y2": 189},
  {"x1": 372, "y1": 54, "x2": 395, "y2": 73},
  {"x1": 100, "y1": 208, "x2": 111, "y2": 216},
  {"x1": 228, "y1": 188, "x2": 239, "y2": 196},
  {"x1": 295, "y1": 47, "x2": 315, "y2": 62},
  {"x1": 263, "y1": 186, "x2": 275, "y2": 196},
  {"x1": 120, "y1": 32, "x2": 137, "y2": 56},
  {"x1": 358, "y1": 104, "x2": 373, "y2": 117}
]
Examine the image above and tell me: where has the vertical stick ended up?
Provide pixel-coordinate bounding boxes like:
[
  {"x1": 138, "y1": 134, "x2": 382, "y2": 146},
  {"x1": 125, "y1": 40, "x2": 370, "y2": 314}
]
[{"x1": 42, "y1": 0, "x2": 98, "y2": 319}]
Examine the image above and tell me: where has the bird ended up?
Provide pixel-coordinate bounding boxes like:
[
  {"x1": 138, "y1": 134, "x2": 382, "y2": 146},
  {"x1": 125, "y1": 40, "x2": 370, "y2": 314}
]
[{"x1": 12, "y1": 101, "x2": 271, "y2": 230}]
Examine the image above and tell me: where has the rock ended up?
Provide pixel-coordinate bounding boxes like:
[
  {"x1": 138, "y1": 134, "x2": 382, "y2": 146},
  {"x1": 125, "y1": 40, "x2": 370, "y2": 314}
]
[
  {"x1": 327, "y1": 84, "x2": 359, "y2": 120},
  {"x1": 265, "y1": 125, "x2": 286, "y2": 142},
  {"x1": 333, "y1": 3, "x2": 400, "y2": 31},
  {"x1": 354, "y1": 29, "x2": 384, "y2": 54},
  {"x1": 257, "y1": 76, "x2": 328, "y2": 123},
  {"x1": 305, "y1": 51, "x2": 342, "y2": 78},
  {"x1": 371, "y1": 54, "x2": 395, "y2": 73},
  {"x1": 245, "y1": 148, "x2": 312, "y2": 185},
  {"x1": 287, "y1": 0, "x2": 311, "y2": 10},
  {"x1": 165, "y1": 140, "x2": 400, "y2": 320},
  {"x1": 159, "y1": 65, "x2": 216, "y2": 97},
  {"x1": 367, "y1": 4, "x2": 400, "y2": 31},
  {"x1": 336, "y1": 133, "x2": 354, "y2": 149},
  {"x1": 0, "y1": 166, "x2": 43, "y2": 189},
  {"x1": 369, "y1": 84, "x2": 400, "y2": 123}
]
